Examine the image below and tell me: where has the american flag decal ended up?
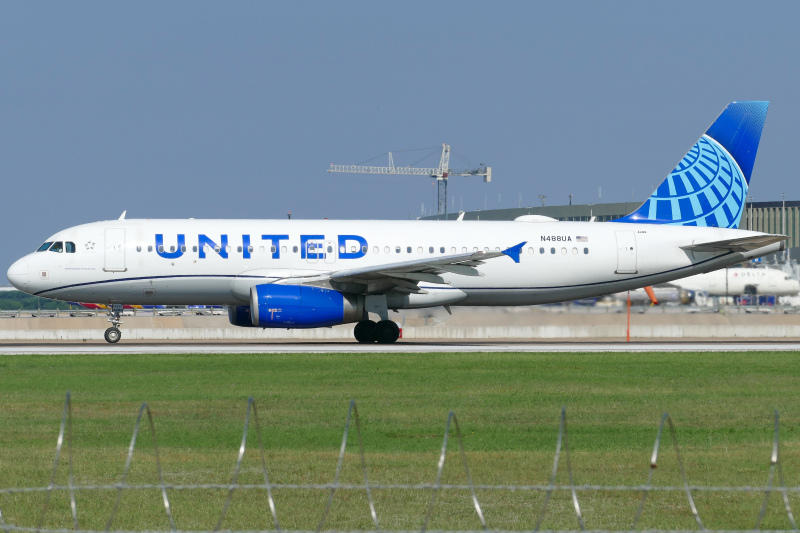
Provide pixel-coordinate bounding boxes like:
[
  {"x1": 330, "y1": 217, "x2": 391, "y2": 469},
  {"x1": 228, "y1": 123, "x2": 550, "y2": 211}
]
[{"x1": 576, "y1": 236, "x2": 588, "y2": 242}]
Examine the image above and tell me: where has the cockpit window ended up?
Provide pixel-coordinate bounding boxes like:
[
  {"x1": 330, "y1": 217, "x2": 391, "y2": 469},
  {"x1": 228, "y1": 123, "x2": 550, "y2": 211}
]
[
  {"x1": 65, "y1": 242, "x2": 76, "y2": 253},
  {"x1": 37, "y1": 242, "x2": 54, "y2": 252},
  {"x1": 49, "y1": 241, "x2": 63, "y2": 253}
]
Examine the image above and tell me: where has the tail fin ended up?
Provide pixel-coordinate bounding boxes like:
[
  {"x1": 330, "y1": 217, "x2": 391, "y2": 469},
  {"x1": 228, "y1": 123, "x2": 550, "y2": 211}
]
[{"x1": 616, "y1": 101, "x2": 768, "y2": 228}]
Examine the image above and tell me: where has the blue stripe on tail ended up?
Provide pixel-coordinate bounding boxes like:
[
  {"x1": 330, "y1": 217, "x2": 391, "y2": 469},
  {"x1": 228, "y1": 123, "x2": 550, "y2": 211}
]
[{"x1": 615, "y1": 101, "x2": 768, "y2": 229}]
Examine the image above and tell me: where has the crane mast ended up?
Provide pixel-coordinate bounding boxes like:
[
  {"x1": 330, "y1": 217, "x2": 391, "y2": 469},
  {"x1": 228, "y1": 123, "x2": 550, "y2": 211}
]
[{"x1": 328, "y1": 143, "x2": 491, "y2": 217}]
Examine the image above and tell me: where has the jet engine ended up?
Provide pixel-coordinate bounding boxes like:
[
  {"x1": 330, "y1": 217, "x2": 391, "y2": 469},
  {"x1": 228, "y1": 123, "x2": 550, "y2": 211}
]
[
  {"x1": 228, "y1": 305, "x2": 259, "y2": 327},
  {"x1": 249, "y1": 284, "x2": 363, "y2": 328}
]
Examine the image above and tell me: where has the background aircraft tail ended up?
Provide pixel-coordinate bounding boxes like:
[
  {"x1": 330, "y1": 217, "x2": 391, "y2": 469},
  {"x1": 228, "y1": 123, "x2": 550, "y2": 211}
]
[{"x1": 615, "y1": 101, "x2": 768, "y2": 228}]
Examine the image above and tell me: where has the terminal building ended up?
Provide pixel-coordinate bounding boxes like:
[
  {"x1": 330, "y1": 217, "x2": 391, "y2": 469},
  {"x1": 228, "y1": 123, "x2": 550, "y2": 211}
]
[{"x1": 422, "y1": 200, "x2": 800, "y2": 260}]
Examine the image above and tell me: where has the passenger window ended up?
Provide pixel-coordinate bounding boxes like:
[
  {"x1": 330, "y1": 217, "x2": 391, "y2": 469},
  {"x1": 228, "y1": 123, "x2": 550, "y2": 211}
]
[
  {"x1": 407, "y1": 246, "x2": 412, "y2": 253},
  {"x1": 395, "y1": 246, "x2": 401, "y2": 253},
  {"x1": 417, "y1": 246, "x2": 423, "y2": 253},
  {"x1": 540, "y1": 247, "x2": 545, "y2": 254},
  {"x1": 429, "y1": 246, "x2": 434, "y2": 253},
  {"x1": 550, "y1": 247, "x2": 555, "y2": 254},
  {"x1": 528, "y1": 247, "x2": 534, "y2": 254},
  {"x1": 326, "y1": 245, "x2": 332, "y2": 253},
  {"x1": 250, "y1": 246, "x2": 255, "y2": 253},
  {"x1": 226, "y1": 246, "x2": 231, "y2": 253},
  {"x1": 272, "y1": 246, "x2": 278, "y2": 253},
  {"x1": 136, "y1": 245, "x2": 142, "y2": 252},
  {"x1": 473, "y1": 247, "x2": 478, "y2": 252},
  {"x1": 170, "y1": 246, "x2": 175, "y2": 252},
  {"x1": 484, "y1": 247, "x2": 489, "y2": 252},
  {"x1": 193, "y1": 245, "x2": 198, "y2": 252},
  {"x1": 66, "y1": 242, "x2": 76, "y2": 253},
  {"x1": 462, "y1": 247, "x2": 467, "y2": 253},
  {"x1": 440, "y1": 247, "x2": 445, "y2": 253},
  {"x1": 584, "y1": 247, "x2": 589, "y2": 254},
  {"x1": 292, "y1": 246, "x2": 298, "y2": 253},
  {"x1": 37, "y1": 242, "x2": 54, "y2": 252},
  {"x1": 281, "y1": 246, "x2": 287, "y2": 253},
  {"x1": 373, "y1": 246, "x2": 379, "y2": 254},
  {"x1": 158, "y1": 245, "x2": 164, "y2": 253},
  {"x1": 561, "y1": 247, "x2": 567, "y2": 255},
  {"x1": 214, "y1": 246, "x2": 221, "y2": 253},
  {"x1": 259, "y1": 246, "x2": 265, "y2": 253},
  {"x1": 50, "y1": 242, "x2": 63, "y2": 253},
  {"x1": 349, "y1": 246, "x2": 355, "y2": 253},
  {"x1": 148, "y1": 245, "x2": 153, "y2": 252},
  {"x1": 572, "y1": 247, "x2": 578, "y2": 255},
  {"x1": 362, "y1": 246, "x2": 368, "y2": 253},
  {"x1": 384, "y1": 246, "x2": 389, "y2": 253},
  {"x1": 237, "y1": 246, "x2": 243, "y2": 253},
  {"x1": 181, "y1": 245, "x2": 187, "y2": 252}
]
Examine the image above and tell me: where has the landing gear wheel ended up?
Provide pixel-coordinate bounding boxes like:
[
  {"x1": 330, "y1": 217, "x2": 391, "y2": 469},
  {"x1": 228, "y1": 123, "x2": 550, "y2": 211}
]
[
  {"x1": 375, "y1": 320, "x2": 400, "y2": 344},
  {"x1": 354, "y1": 320, "x2": 377, "y2": 343},
  {"x1": 104, "y1": 327, "x2": 122, "y2": 344}
]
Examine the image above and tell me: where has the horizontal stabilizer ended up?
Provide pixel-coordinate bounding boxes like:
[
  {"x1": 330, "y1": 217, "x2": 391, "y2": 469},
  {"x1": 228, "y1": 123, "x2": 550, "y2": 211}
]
[{"x1": 682, "y1": 234, "x2": 786, "y2": 253}]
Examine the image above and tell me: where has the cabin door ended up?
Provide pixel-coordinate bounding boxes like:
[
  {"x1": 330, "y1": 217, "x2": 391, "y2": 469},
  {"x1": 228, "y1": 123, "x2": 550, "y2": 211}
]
[
  {"x1": 104, "y1": 228, "x2": 127, "y2": 272},
  {"x1": 615, "y1": 231, "x2": 637, "y2": 274}
]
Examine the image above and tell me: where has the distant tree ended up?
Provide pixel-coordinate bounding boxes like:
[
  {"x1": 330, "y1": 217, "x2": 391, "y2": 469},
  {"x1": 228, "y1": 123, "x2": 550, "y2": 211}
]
[{"x1": 0, "y1": 291, "x2": 72, "y2": 310}]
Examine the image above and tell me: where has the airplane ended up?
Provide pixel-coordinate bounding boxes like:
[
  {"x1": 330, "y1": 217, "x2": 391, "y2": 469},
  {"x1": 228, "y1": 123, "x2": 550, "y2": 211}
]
[
  {"x1": 669, "y1": 266, "x2": 800, "y2": 297},
  {"x1": 5, "y1": 101, "x2": 787, "y2": 344}
]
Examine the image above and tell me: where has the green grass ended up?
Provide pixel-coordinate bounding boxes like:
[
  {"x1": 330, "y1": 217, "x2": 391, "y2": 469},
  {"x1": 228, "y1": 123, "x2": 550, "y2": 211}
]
[{"x1": 1, "y1": 351, "x2": 799, "y2": 531}]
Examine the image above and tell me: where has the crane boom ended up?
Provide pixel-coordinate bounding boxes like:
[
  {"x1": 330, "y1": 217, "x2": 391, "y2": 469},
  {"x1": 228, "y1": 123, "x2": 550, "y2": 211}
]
[{"x1": 328, "y1": 143, "x2": 491, "y2": 217}]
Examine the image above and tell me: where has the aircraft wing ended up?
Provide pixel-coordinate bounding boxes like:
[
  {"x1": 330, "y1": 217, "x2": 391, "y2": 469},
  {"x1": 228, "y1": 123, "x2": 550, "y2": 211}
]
[
  {"x1": 326, "y1": 241, "x2": 526, "y2": 294},
  {"x1": 682, "y1": 234, "x2": 787, "y2": 253}
]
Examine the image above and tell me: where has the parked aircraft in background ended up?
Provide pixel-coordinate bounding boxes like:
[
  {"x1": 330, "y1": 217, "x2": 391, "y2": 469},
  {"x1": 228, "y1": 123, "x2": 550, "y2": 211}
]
[
  {"x1": 669, "y1": 266, "x2": 800, "y2": 296},
  {"x1": 6, "y1": 101, "x2": 785, "y2": 343}
]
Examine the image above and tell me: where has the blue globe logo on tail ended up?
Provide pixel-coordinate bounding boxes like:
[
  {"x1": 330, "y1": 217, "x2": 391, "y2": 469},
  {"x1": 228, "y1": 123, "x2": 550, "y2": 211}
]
[{"x1": 616, "y1": 101, "x2": 768, "y2": 229}]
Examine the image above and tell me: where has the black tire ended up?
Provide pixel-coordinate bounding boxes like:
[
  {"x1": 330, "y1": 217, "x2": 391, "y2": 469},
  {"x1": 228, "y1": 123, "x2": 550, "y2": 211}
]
[
  {"x1": 374, "y1": 320, "x2": 400, "y2": 344},
  {"x1": 104, "y1": 327, "x2": 122, "y2": 344},
  {"x1": 353, "y1": 320, "x2": 377, "y2": 343}
]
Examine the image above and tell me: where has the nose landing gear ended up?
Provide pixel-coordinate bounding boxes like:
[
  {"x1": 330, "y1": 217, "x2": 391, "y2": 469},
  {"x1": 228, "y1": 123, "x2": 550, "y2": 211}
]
[{"x1": 104, "y1": 303, "x2": 124, "y2": 343}]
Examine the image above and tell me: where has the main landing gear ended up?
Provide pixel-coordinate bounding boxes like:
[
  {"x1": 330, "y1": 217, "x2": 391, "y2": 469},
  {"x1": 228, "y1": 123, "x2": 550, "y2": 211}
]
[
  {"x1": 104, "y1": 303, "x2": 124, "y2": 344},
  {"x1": 354, "y1": 319, "x2": 400, "y2": 344}
]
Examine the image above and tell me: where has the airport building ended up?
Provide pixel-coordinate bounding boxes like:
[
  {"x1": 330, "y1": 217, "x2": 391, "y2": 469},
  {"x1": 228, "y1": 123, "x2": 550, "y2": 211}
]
[{"x1": 422, "y1": 200, "x2": 800, "y2": 256}]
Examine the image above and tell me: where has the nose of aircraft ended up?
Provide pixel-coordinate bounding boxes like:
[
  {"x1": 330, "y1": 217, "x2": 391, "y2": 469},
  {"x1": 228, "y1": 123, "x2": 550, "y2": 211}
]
[{"x1": 7, "y1": 258, "x2": 29, "y2": 292}]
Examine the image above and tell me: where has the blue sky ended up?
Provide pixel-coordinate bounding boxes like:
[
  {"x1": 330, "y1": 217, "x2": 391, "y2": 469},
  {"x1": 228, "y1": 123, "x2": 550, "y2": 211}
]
[{"x1": 2, "y1": 1, "x2": 800, "y2": 278}]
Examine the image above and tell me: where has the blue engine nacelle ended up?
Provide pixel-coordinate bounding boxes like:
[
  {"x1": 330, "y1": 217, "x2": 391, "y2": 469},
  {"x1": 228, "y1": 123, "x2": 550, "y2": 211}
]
[
  {"x1": 249, "y1": 284, "x2": 363, "y2": 328},
  {"x1": 228, "y1": 305, "x2": 259, "y2": 327}
]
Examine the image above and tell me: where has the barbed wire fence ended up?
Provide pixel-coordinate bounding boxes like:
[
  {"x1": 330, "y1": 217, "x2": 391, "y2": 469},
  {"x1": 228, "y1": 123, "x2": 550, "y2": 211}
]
[{"x1": 0, "y1": 392, "x2": 798, "y2": 533}]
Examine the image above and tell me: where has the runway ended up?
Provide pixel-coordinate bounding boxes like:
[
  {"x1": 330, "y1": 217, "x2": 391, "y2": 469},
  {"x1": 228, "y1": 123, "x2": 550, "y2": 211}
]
[{"x1": 1, "y1": 340, "x2": 800, "y2": 354}]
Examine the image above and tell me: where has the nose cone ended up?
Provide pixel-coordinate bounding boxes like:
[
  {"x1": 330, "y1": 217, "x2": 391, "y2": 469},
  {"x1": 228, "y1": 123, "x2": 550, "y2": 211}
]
[{"x1": 7, "y1": 258, "x2": 29, "y2": 293}]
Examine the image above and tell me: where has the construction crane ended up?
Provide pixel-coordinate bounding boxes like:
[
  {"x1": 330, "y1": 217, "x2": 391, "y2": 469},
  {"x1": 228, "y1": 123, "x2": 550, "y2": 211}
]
[{"x1": 328, "y1": 143, "x2": 491, "y2": 217}]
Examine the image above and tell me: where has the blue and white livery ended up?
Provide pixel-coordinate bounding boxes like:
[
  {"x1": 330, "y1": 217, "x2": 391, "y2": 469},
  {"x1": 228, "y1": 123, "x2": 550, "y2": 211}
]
[
  {"x1": 616, "y1": 101, "x2": 767, "y2": 227},
  {"x1": 6, "y1": 101, "x2": 785, "y2": 343}
]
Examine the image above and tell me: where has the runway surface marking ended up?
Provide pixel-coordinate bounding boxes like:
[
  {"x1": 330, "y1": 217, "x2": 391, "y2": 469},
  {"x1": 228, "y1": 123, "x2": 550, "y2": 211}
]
[{"x1": 1, "y1": 341, "x2": 800, "y2": 354}]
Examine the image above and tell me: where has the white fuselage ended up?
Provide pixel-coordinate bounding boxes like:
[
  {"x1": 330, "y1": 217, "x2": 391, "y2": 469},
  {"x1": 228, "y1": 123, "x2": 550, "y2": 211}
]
[{"x1": 6, "y1": 219, "x2": 784, "y2": 308}]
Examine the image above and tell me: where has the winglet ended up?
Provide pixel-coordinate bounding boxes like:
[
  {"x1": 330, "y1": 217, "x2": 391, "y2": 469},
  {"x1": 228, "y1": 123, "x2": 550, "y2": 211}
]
[
  {"x1": 502, "y1": 241, "x2": 526, "y2": 263},
  {"x1": 118, "y1": 210, "x2": 127, "y2": 220}
]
